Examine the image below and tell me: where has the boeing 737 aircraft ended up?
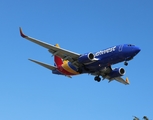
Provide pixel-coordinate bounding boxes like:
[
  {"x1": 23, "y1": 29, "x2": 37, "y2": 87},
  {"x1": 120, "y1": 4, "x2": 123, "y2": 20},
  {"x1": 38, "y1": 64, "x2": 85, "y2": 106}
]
[{"x1": 19, "y1": 28, "x2": 141, "y2": 85}]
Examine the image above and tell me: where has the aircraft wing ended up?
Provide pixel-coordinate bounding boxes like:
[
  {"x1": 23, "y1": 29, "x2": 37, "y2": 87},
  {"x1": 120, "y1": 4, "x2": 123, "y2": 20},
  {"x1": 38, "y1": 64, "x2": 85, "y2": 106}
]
[
  {"x1": 29, "y1": 59, "x2": 56, "y2": 71},
  {"x1": 92, "y1": 66, "x2": 130, "y2": 85},
  {"x1": 20, "y1": 28, "x2": 80, "y2": 66},
  {"x1": 114, "y1": 77, "x2": 129, "y2": 85}
]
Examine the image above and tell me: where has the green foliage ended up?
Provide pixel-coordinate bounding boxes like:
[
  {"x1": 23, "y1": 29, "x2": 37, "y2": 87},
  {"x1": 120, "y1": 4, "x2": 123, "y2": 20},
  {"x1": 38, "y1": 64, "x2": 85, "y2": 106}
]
[
  {"x1": 143, "y1": 116, "x2": 149, "y2": 120},
  {"x1": 133, "y1": 116, "x2": 149, "y2": 120}
]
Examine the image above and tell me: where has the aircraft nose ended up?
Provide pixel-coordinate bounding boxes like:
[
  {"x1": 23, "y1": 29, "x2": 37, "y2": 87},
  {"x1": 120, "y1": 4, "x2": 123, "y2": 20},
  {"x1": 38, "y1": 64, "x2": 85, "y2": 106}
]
[{"x1": 134, "y1": 46, "x2": 141, "y2": 54}]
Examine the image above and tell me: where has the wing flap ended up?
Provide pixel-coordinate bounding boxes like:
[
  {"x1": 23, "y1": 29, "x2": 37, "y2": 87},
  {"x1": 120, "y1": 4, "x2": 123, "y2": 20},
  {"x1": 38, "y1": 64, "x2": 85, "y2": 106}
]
[
  {"x1": 29, "y1": 59, "x2": 56, "y2": 71},
  {"x1": 20, "y1": 28, "x2": 80, "y2": 63}
]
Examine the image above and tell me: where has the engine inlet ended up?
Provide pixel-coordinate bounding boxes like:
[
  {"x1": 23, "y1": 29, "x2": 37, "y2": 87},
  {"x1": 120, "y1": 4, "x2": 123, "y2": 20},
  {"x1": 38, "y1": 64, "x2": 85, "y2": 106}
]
[{"x1": 88, "y1": 53, "x2": 94, "y2": 60}]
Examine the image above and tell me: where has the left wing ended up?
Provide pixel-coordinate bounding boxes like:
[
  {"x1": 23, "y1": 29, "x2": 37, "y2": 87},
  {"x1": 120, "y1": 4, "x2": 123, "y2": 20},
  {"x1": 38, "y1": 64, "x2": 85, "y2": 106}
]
[
  {"x1": 19, "y1": 28, "x2": 80, "y2": 67},
  {"x1": 114, "y1": 77, "x2": 129, "y2": 85},
  {"x1": 92, "y1": 66, "x2": 130, "y2": 85}
]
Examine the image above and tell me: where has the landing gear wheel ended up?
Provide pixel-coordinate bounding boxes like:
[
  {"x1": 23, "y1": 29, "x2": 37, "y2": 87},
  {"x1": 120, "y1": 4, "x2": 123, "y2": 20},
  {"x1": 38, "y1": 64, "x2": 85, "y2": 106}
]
[
  {"x1": 94, "y1": 76, "x2": 101, "y2": 82},
  {"x1": 124, "y1": 61, "x2": 128, "y2": 66}
]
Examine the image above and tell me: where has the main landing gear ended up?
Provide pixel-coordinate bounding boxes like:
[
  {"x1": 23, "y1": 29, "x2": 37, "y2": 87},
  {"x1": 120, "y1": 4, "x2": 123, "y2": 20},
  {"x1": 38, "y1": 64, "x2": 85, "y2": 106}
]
[
  {"x1": 124, "y1": 61, "x2": 128, "y2": 66},
  {"x1": 94, "y1": 76, "x2": 101, "y2": 82}
]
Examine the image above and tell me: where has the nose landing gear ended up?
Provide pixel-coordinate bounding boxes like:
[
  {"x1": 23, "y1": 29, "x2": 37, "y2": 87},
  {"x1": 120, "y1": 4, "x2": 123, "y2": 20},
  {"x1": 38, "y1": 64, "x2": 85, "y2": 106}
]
[{"x1": 124, "y1": 61, "x2": 128, "y2": 66}]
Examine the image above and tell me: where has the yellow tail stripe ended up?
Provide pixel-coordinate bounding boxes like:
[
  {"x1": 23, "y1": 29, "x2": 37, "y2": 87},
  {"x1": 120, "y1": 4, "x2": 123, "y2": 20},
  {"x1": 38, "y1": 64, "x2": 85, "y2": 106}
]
[{"x1": 62, "y1": 61, "x2": 79, "y2": 75}]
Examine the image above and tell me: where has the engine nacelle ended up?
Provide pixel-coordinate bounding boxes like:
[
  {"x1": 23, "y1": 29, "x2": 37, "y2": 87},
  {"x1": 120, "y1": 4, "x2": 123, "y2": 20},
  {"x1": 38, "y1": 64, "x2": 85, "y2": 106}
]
[
  {"x1": 108, "y1": 67, "x2": 125, "y2": 78},
  {"x1": 78, "y1": 52, "x2": 95, "y2": 63}
]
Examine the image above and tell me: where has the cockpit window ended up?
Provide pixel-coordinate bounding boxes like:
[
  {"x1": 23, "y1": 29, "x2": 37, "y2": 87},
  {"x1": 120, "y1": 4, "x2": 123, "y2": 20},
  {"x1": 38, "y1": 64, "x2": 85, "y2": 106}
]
[{"x1": 128, "y1": 44, "x2": 135, "y2": 46}]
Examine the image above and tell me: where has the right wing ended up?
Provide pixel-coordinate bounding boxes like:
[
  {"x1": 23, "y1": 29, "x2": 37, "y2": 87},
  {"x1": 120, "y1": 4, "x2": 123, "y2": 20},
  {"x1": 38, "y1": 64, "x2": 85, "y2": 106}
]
[{"x1": 20, "y1": 28, "x2": 81, "y2": 67}]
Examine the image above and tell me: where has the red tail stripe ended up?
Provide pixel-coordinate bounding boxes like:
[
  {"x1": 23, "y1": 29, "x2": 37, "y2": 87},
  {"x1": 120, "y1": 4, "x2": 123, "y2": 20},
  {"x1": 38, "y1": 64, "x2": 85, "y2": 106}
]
[
  {"x1": 57, "y1": 66, "x2": 75, "y2": 75},
  {"x1": 54, "y1": 56, "x2": 63, "y2": 66}
]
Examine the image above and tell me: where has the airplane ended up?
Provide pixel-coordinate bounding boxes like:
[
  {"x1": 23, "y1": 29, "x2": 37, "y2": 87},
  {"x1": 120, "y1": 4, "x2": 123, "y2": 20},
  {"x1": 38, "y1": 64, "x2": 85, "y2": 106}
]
[{"x1": 19, "y1": 27, "x2": 141, "y2": 85}]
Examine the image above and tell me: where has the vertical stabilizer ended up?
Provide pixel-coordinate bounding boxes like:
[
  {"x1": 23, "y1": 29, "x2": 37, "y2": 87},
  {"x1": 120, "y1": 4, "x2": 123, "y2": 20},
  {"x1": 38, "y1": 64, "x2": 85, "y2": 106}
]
[{"x1": 54, "y1": 44, "x2": 63, "y2": 67}]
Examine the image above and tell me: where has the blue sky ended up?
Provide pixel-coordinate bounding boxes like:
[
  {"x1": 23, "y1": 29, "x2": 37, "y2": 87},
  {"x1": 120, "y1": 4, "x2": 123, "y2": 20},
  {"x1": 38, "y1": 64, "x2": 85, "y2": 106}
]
[{"x1": 0, "y1": 0, "x2": 153, "y2": 119}]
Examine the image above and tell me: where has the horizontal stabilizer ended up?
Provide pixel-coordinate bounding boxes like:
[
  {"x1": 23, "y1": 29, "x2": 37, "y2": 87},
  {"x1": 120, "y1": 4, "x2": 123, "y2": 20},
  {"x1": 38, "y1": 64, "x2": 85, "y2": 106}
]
[{"x1": 29, "y1": 59, "x2": 56, "y2": 71}]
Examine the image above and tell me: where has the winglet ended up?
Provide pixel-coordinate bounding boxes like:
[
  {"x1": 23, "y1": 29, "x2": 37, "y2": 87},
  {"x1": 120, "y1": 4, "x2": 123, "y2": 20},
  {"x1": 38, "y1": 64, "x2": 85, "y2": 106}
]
[
  {"x1": 125, "y1": 77, "x2": 130, "y2": 84},
  {"x1": 55, "y1": 44, "x2": 60, "y2": 48},
  {"x1": 19, "y1": 27, "x2": 27, "y2": 38}
]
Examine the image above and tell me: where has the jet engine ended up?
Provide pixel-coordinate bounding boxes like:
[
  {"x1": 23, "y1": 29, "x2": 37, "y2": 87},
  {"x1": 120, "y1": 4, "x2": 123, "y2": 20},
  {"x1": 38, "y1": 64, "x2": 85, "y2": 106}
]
[
  {"x1": 108, "y1": 67, "x2": 125, "y2": 78},
  {"x1": 78, "y1": 52, "x2": 97, "y2": 63}
]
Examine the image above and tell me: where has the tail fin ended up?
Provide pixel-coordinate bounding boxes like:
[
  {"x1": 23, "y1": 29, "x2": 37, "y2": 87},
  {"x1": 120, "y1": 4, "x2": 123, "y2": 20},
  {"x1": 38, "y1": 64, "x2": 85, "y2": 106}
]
[{"x1": 54, "y1": 44, "x2": 63, "y2": 67}]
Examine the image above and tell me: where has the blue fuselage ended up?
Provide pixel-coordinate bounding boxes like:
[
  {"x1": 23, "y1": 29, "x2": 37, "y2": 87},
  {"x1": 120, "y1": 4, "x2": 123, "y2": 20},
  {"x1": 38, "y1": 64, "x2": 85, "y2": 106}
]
[
  {"x1": 53, "y1": 44, "x2": 141, "y2": 75},
  {"x1": 80, "y1": 44, "x2": 140, "y2": 73}
]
